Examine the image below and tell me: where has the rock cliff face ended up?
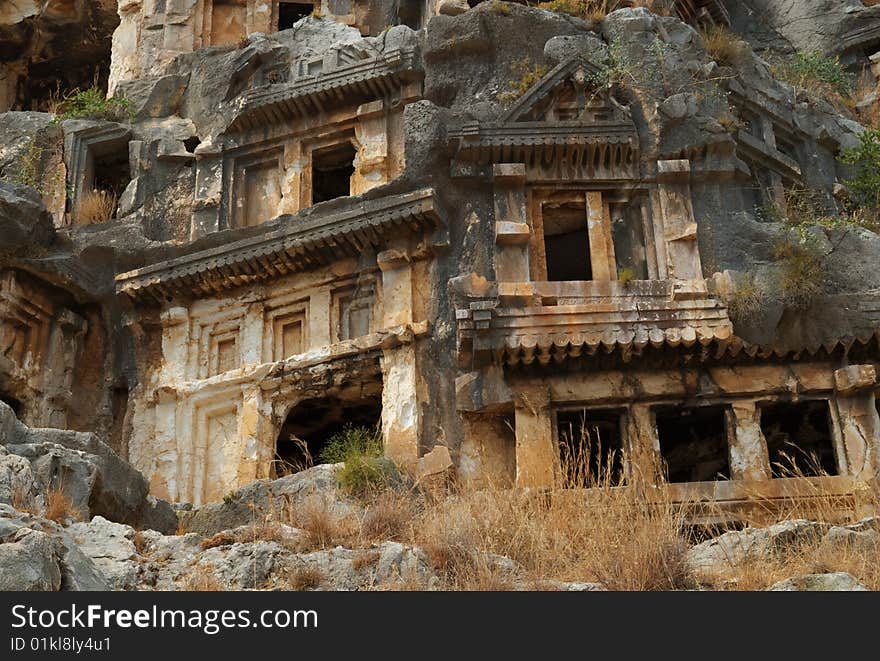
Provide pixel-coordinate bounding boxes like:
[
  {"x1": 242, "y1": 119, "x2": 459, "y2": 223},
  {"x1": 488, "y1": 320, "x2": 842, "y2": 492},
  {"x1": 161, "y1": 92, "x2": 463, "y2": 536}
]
[{"x1": 0, "y1": 1, "x2": 880, "y2": 590}]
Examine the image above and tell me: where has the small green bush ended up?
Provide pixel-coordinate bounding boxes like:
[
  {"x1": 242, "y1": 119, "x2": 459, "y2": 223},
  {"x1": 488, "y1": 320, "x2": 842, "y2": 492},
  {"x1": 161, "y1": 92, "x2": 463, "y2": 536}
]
[
  {"x1": 841, "y1": 127, "x2": 880, "y2": 213},
  {"x1": 52, "y1": 87, "x2": 132, "y2": 123},
  {"x1": 772, "y1": 52, "x2": 853, "y2": 102},
  {"x1": 320, "y1": 424, "x2": 396, "y2": 495}
]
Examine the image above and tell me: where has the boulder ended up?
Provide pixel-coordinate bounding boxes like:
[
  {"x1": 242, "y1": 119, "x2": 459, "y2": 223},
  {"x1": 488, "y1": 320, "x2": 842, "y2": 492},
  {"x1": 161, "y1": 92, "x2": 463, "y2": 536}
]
[
  {"x1": 687, "y1": 520, "x2": 828, "y2": 578},
  {"x1": 0, "y1": 527, "x2": 62, "y2": 591},
  {"x1": 818, "y1": 526, "x2": 880, "y2": 558},
  {"x1": 186, "y1": 464, "x2": 351, "y2": 537},
  {"x1": 67, "y1": 517, "x2": 141, "y2": 590},
  {"x1": 0, "y1": 504, "x2": 109, "y2": 591},
  {"x1": 0, "y1": 402, "x2": 177, "y2": 533},
  {"x1": 0, "y1": 449, "x2": 36, "y2": 505},
  {"x1": 768, "y1": 572, "x2": 868, "y2": 592}
]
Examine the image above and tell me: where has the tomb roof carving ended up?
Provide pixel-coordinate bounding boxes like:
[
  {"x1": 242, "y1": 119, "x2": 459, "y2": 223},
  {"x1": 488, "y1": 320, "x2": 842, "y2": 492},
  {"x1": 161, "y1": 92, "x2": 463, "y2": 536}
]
[
  {"x1": 448, "y1": 55, "x2": 638, "y2": 165},
  {"x1": 227, "y1": 45, "x2": 422, "y2": 132},
  {"x1": 116, "y1": 188, "x2": 442, "y2": 300}
]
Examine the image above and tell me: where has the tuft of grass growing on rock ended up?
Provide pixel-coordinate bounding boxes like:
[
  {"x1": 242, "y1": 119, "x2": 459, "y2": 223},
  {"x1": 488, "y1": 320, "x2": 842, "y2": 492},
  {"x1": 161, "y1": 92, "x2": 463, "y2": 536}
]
[
  {"x1": 726, "y1": 272, "x2": 767, "y2": 325},
  {"x1": 771, "y1": 51, "x2": 854, "y2": 107},
  {"x1": 701, "y1": 25, "x2": 748, "y2": 68},
  {"x1": 287, "y1": 565, "x2": 324, "y2": 591},
  {"x1": 44, "y1": 486, "x2": 81, "y2": 524},
  {"x1": 498, "y1": 58, "x2": 550, "y2": 104},
  {"x1": 50, "y1": 87, "x2": 132, "y2": 123},
  {"x1": 74, "y1": 189, "x2": 117, "y2": 225}
]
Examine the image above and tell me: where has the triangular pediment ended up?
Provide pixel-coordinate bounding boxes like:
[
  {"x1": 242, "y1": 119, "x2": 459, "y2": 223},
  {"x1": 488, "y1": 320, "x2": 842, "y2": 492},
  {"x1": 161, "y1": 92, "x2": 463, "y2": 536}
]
[{"x1": 500, "y1": 55, "x2": 632, "y2": 126}]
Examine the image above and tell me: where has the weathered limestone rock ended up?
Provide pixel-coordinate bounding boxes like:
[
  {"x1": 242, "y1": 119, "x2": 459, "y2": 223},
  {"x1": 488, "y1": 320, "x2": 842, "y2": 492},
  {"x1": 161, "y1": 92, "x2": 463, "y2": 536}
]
[
  {"x1": 0, "y1": 527, "x2": 62, "y2": 591},
  {"x1": 0, "y1": 402, "x2": 177, "y2": 533},
  {"x1": 768, "y1": 572, "x2": 868, "y2": 592},
  {"x1": 67, "y1": 516, "x2": 141, "y2": 590},
  {"x1": 0, "y1": 448, "x2": 36, "y2": 506},
  {"x1": 0, "y1": 504, "x2": 109, "y2": 591},
  {"x1": 687, "y1": 520, "x2": 828, "y2": 578},
  {"x1": 185, "y1": 464, "x2": 348, "y2": 537}
]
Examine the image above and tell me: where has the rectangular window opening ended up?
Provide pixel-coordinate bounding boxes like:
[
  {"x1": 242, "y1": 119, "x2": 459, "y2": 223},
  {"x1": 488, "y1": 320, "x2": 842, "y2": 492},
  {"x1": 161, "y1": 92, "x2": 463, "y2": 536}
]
[
  {"x1": 655, "y1": 405, "x2": 730, "y2": 483},
  {"x1": 556, "y1": 408, "x2": 625, "y2": 487},
  {"x1": 542, "y1": 200, "x2": 592, "y2": 281},
  {"x1": 312, "y1": 142, "x2": 356, "y2": 205},
  {"x1": 760, "y1": 400, "x2": 838, "y2": 477}
]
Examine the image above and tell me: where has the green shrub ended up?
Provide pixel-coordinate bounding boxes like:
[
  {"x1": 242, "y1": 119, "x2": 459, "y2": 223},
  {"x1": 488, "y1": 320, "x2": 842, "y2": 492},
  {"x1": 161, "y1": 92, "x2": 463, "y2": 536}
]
[
  {"x1": 320, "y1": 424, "x2": 396, "y2": 495},
  {"x1": 51, "y1": 87, "x2": 132, "y2": 123},
  {"x1": 840, "y1": 127, "x2": 880, "y2": 213},
  {"x1": 772, "y1": 52, "x2": 853, "y2": 102}
]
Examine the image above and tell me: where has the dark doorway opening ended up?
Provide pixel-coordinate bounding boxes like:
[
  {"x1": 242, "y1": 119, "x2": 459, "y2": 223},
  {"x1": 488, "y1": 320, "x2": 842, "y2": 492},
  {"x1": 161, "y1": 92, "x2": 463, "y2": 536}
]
[
  {"x1": 556, "y1": 408, "x2": 625, "y2": 486},
  {"x1": 311, "y1": 142, "x2": 355, "y2": 204},
  {"x1": 656, "y1": 405, "x2": 730, "y2": 483},
  {"x1": 760, "y1": 400, "x2": 838, "y2": 477},
  {"x1": 542, "y1": 201, "x2": 592, "y2": 281},
  {"x1": 278, "y1": 2, "x2": 313, "y2": 30},
  {"x1": 275, "y1": 392, "x2": 382, "y2": 476}
]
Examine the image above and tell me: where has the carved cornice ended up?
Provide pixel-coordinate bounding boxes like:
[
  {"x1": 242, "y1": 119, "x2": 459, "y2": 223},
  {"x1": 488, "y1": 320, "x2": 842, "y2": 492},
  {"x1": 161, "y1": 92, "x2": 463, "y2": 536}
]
[
  {"x1": 227, "y1": 46, "x2": 422, "y2": 132},
  {"x1": 116, "y1": 188, "x2": 443, "y2": 301},
  {"x1": 456, "y1": 279, "x2": 734, "y2": 366}
]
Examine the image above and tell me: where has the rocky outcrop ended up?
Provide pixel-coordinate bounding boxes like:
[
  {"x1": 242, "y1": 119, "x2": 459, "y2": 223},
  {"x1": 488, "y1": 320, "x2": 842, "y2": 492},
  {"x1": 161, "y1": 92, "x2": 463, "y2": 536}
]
[
  {"x1": 0, "y1": 401, "x2": 176, "y2": 533},
  {"x1": 768, "y1": 572, "x2": 868, "y2": 591},
  {"x1": 185, "y1": 463, "x2": 351, "y2": 537},
  {"x1": 0, "y1": 504, "x2": 108, "y2": 591}
]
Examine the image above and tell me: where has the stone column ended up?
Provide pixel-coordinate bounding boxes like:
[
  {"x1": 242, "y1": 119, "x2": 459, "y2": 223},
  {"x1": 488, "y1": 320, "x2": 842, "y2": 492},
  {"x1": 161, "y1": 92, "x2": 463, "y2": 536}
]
[
  {"x1": 514, "y1": 386, "x2": 555, "y2": 487},
  {"x1": 656, "y1": 159, "x2": 702, "y2": 280},
  {"x1": 725, "y1": 400, "x2": 771, "y2": 481},
  {"x1": 377, "y1": 241, "x2": 413, "y2": 328},
  {"x1": 353, "y1": 100, "x2": 390, "y2": 196},
  {"x1": 381, "y1": 344, "x2": 421, "y2": 470},
  {"x1": 625, "y1": 403, "x2": 661, "y2": 484},
  {"x1": 833, "y1": 365, "x2": 880, "y2": 479},
  {"x1": 492, "y1": 164, "x2": 531, "y2": 283},
  {"x1": 240, "y1": 301, "x2": 264, "y2": 367},
  {"x1": 153, "y1": 386, "x2": 180, "y2": 502},
  {"x1": 586, "y1": 191, "x2": 616, "y2": 281},
  {"x1": 161, "y1": 306, "x2": 190, "y2": 382},
  {"x1": 191, "y1": 143, "x2": 224, "y2": 238},
  {"x1": 308, "y1": 289, "x2": 332, "y2": 350}
]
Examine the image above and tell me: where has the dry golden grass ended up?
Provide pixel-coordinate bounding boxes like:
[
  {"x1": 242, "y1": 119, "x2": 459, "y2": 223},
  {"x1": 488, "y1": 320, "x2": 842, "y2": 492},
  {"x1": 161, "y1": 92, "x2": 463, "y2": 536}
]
[
  {"x1": 693, "y1": 457, "x2": 880, "y2": 590},
  {"x1": 74, "y1": 189, "x2": 117, "y2": 225},
  {"x1": 536, "y1": 0, "x2": 667, "y2": 21},
  {"x1": 402, "y1": 442, "x2": 694, "y2": 590},
  {"x1": 290, "y1": 497, "x2": 358, "y2": 550},
  {"x1": 359, "y1": 490, "x2": 414, "y2": 542},
  {"x1": 182, "y1": 566, "x2": 223, "y2": 591},
  {"x1": 352, "y1": 550, "x2": 381, "y2": 571},
  {"x1": 287, "y1": 565, "x2": 324, "y2": 591},
  {"x1": 701, "y1": 25, "x2": 747, "y2": 68},
  {"x1": 44, "y1": 486, "x2": 81, "y2": 523},
  {"x1": 132, "y1": 530, "x2": 149, "y2": 555}
]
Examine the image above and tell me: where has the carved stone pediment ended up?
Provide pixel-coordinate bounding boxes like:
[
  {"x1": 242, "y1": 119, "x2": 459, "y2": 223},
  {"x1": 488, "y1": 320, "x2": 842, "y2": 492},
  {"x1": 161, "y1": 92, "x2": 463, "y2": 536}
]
[
  {"x1": 500, "y1": 55, "x2": 632, "y2": 126},
  {"x1": 447, "y1": 56, "x2": 639, "y2": 181}
]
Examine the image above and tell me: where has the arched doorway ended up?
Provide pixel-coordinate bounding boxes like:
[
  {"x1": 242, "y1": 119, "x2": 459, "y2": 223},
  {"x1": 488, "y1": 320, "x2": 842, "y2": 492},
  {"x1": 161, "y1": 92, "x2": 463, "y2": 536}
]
[{"x1": 274, "y1": 390, "x2": 382, "y2": 476}]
